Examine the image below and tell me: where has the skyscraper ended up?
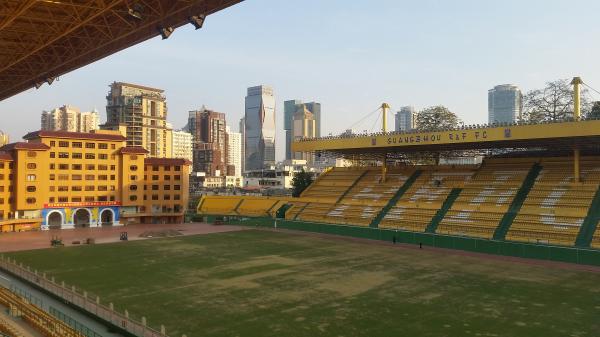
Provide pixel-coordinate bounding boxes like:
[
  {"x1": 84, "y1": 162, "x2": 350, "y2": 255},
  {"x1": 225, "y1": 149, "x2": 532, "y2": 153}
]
[
  {"x1": 245, "y1": 85, "x2": 276, "y2": 170},
  {"x1": 284, "y1": 99, "x2": 321, "y2": 160},
  {"x1": 188, "y1": 107, "x2": 227, "y2": 175},
  {"x1": 394, "y1": 106, "x2": 416, "y2": 132},
  {"x1": 104, "y1": 82, "x2": 172, "y2": 158},
  {"x1": 225, "y1": 126, "x2": 242, "y2": 177},
  {"x1": 41, "y1": 105, "x2": 99, "y2": 133},
  {"x1": 488, "y1": 84, "x2": 523, "y2": 124},
  {"x1": 292, "y1": 105, "x2": 316, "y2": 164}
]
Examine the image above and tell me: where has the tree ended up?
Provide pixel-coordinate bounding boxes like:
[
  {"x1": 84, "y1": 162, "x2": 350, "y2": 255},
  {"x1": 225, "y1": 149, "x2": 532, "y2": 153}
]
[
  {"x1": 522, "y1": 79, "x2": 591, "y2": 123},
  {"x1": 587, "y1": 101, "x2": 600, "y2": 120},
  {"x1": 291, "y1": 169, "x2": 313, "y2": 197},
  {"x1": 415, "y1": 105, "x2": 461, "y2": 131}
]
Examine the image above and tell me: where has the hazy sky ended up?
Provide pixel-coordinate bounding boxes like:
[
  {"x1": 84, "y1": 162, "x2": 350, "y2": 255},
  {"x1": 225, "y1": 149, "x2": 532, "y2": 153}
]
[{"x1": 2, "y1": 0, "x2": 600, "y2": 160}]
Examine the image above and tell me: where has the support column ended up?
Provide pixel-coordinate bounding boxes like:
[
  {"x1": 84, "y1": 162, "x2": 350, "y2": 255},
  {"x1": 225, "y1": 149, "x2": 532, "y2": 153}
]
[
  {"x1": 571, "y1": 77, "x2": 583, "y2": 120},
  {"x1": 381, "y1": 103, "x2": 390, "y2": 133},
  {"x1": 574, "y1": 148, "x2": 581, "y2": 183}
]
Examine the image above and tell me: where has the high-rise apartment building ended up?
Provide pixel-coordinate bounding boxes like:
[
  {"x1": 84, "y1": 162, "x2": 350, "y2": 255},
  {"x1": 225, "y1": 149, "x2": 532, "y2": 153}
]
[
  {"x1": 239, "y1": 117, "x2": 245, "y2": 173},
  {"x1": 394, "y1": 106, "x2": 416, "y2": 132},
  {"x1": 104, "y1": 82, "x2": 173, "y2": 158},
  {"x1": 292, "y1": 105, "x2": 316, "y2": 164},
  {"x1": 171, "y1": 130, "x2": 193, "y2": 164},
  {"x1": 283, "y1": 99, "x2": 320, "y2": 160},
  {"x1": 188, "y1": 107, "x2": 227, "y2": 175},
  {"x1": 41, "y1": 105, "x2": 99, "y2": 133},
  {"x1": 488, "y1": 84, "x2": 523, "y2": 124},
  {"x1": 0, "y1": 131, "x2": 8, "y2": 147},
  {"x1": 226, "y1": 126, "x2": 242, "y2": 177},
  {"x1": 245, "y1": 85, "x2": 276, "y2": 170}
]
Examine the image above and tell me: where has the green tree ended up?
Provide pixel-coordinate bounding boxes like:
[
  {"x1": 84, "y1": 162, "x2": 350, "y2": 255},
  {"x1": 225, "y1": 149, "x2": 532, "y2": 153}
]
[
  {"x1": 587, "y1": 101, "x2": 600, "y2": 120},
  {"x1": 291, "y1": 169, "x2": 313, "y2": 197},
  {"x1": 415, "y1": 106, "x2": 460, "y2": 131},
  {"x1": 522, "y1": 79, "x2": 591, "y2": 123}
]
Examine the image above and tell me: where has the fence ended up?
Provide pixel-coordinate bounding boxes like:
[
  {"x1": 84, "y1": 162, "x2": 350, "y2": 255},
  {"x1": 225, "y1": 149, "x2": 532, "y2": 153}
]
[
  {"x1": 50, "y1": 306, "x2": 103, "y2": 337},
  {"x1": 217, "y1": 216, "x2": 600, "y2": 267},
  {"x1": 0, "y1": 255, "x2": 170, "y2": 337}
]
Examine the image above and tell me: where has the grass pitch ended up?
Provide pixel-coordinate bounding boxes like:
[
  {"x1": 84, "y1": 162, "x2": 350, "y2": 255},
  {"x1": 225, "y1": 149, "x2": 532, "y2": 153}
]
[{"x1": 6, "y1": 229, "x2": 600, "y2": 337}]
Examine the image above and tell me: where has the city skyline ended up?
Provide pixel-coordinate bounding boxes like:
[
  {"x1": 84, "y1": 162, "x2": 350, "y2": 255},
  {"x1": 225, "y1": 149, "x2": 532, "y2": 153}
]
[{"x1": 2, "y1": 0, "x2": 600, "y2": 161}]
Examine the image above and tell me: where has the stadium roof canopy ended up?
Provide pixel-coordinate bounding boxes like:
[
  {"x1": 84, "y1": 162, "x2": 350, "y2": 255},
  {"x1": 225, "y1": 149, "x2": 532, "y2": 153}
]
[
  {"x1": 0, "y1": 0, "x2": 242, "y2": 101},
  {"x1": 292, "y1": 120, "x2": 600, "y2": 159}
]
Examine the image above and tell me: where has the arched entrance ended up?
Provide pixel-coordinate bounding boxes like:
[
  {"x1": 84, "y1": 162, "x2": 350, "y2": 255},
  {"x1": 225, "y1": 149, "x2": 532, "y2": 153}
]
[
  {"x1": 47, "y1": 211, "x2": 63, "y2": 229},
  {"x1": 99, "y1": 209, "x2": 114, "y2": 226},
  {"x1": 73, "y1": 209, "x2": 91, "y2": 227}
]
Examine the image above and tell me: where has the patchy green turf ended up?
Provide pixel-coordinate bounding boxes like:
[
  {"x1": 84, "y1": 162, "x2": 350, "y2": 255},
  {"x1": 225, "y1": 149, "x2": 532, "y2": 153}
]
[{"x1": 5, "y1": 230, "x2": 600, "y2": 337}]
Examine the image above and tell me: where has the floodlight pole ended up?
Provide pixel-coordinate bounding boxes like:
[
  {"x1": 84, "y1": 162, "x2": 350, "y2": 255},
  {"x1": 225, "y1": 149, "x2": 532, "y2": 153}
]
[
  {"x1": 571, "y1": 77, "x2": 583, "y2": 182},
  {"x1": 381, "y1": 103, "x2": 390, "y2": 183}
]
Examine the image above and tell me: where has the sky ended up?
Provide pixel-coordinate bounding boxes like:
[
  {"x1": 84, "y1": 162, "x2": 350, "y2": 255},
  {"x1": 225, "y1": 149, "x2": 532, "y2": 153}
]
[{"x1": 2, "y1": 0, "x2": 600, "y2": 161}]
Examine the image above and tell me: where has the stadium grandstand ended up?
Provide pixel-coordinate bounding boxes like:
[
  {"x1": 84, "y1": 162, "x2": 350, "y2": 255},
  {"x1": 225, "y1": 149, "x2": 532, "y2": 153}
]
[{"x1": 198, "y1": 78, "x2": 600, "y2": 264}]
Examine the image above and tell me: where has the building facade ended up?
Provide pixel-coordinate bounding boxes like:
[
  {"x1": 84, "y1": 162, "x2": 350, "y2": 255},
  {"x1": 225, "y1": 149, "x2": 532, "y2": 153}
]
[
  {"x1": 239, "y1": 117, "x2": 245, "y2": 173},
  {"x1": 284, "y1": 99, "x2": 321, "y2": 160},
  {"x1": 245, "y1": 85, "x2": 276, "y2": 170},
  {"x1": 0, "y1": 130, "x2": 190, "y2": 232},
  {"x1": 0, "y1": 131, "x2": 8, "y2": 147},
  {"x1": 171, "y1": 130, "x2": 193, "y2": 164},
  {"x1": 225, "y1": 126, "x2": 242, "y2": 177},
  {"x1": 394, "y1": 106, "x2": 416, "y2": 132},
  {"x1": 188, "y1": 108, "x2": 227, "y2": 175},
  {"x1": 104, "y1": 82, "x2": 173, "y2": 158},
  {"x1": 488, "y1": 84, "x2": 523, "y2": 124},
  {"x1": 41, "y1": 105, "x2": 99, "y2": 133},
  {"x1": 292, "y1": 105, "x2": 316, "y2": 164}
]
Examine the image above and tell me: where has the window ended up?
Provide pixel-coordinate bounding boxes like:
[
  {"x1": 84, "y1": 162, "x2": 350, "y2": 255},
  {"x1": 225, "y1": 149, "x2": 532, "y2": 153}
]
[
  {"x1": 109, "y1": 196, "x2": 115, "y2": 201},
  {"x1": 84, "y1": 196, "x2": 95, "y2": 202},
  {"x1": 153, "y1": 166, "x2": 159, "y2": 171},
  {"x1": 50, "y1": 152, "x2": 56, "y2": 158},
  {"x1": 152, "y1": 175, "x2": 159, "y2": 181},
  {"x1": 27, "y1": 163, "x2": 36, "y2": 169},
  {"x1": 99, "y1": 154, "x2": 108, "y2": 160},
  {"x1": 110, "y1": 165, "x2": 115, "y2": 170},
  {"x1": 174, "y1": 185, "x2": 181, "y2": 190},
  {"x1": 50, "y1": 141, "x2": 56, "y2": 146},
  {"x1": 58, "y1": 197, "x2": 68, "y2": 202},
  {"x1": 27, "y1": 151, "x2": 36, "y2": 158},
  {"x1": 164, "y1": 175, "x2": 171, "y2": 181},
  {"x1": 49, "y1": 197, "x2": 55, "y2": 203},
  {"x1": 98, "y1": 143, "x2": 108, "y2": 149},
  {"x1": 98, "y1": 196, "x2": 108, "y2": 201},
  {"x1": 164, "y1": 195, "x2": 171, "y2": 200},
  {"x1": 50, "y1": 164, "x2": 55, "y2": 169},
  {"x1": 58, "y1": 141, "x2": 69, "y2": 147},
  {"x1": 98, "y1": 165, "x2": 108, "y2": 170},
  {"x1": 72, "y1": 153, "x2": 82, "y2": 159},
  {"x1": 26, "y1": 174, "x2": 36, "y2": 181},
  {"x1": 85, "y1": 143, "x2": 95, "y2": 149},
  {"x1": 49, "y1": 186, "x2": 55, "y2": 191},
  {"x1": 71, "y1": 197, "x2": 82, "y2": 202},
  {"x1": 26, "y1": 197, "x2": 36, "y2": 204},
  {"x1": 0, "y1": 163, "x2": 3, "y2": 169},
  {"x1": 152, "y1": 185, "x2": 159, "y2": 190},
  {"x1": 49, "y1": 174, "x2": 55, "y2": 180},
  {"x1": 152, "y1": 195, "x2": 159, "y2": 200},
  {"x1": 130, "y1": 165, "x2": 138, "y2": 171},
  {"x1": 85, "y1": 175, "x2": 95, "y2": 181},
  {"x1": 85, "y1": 186, "x2": 95, "y2": 191},
  {"x1": 164, "y1": 166, "x2": 171, "y2": 171},
  {"x1": 174, "y1": 175, "x2": 181, "y2": 181},
  {"x1": 164, "y1": 185, "x2": 171, "y2": 190},
  {"x1": 26, "y1": 186, "x2": 36, "y2": 192},
  {"x1": 98, "y1": 175, "x2": 108, "y2": 181},
  {"x1": 58, "y1": 152, "x2": 69, "y2": 159},
  {"x1": 58, "y1": 164, "x2": 69, "y2": 170},
  {"x1": 130, "y1": 175, "x2": 137, "y2": 181},
  {"x1": 98, "y1": 186, "x2": 108, "y2": 191},
  {"x1": 72, "y1": 174, "x2": 82, "y2": 180},
  {"x1": 58, "y1": 186, "x2": 68, "y2": 192},
  {"x1": 58, "y1": 174, "x2": 68, "y2": 180},
  {"x1": 130, "y1": 185, "x2": 138, "y2": 191},
  {"x1": 85, "y1": 153, "x2": 95, "y2": 160},
  {"x1": 72, "y1": 164, "x2": 82, "y2": 170},
  {"x1": 111, "y1": 144, "x2": 116, "y2": 149},
  {"x1": 72, "y1": 142, "x2": 82, "y2": 148},
  {"x1": 86, "y1": 164, "x2": 95, "y2": 170},
  {"x1": 110, "y1": 175, "x2": 115, "y2": 181},
  {"x1": 175, "y1": 166, "x2": 181, "y2": 171},
  {"x1": 174, "y1": 195, "x2": 181, "y2": 201},
  {"x1": 110, "y1": 185, "x2": 116, "y2": 191},
  {"x1": 72, "y1": 186, "x2": 82, "y2": 191},
  {"x1": 129, "y1": 195, "x2": 138, "y2": 201}
]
